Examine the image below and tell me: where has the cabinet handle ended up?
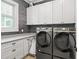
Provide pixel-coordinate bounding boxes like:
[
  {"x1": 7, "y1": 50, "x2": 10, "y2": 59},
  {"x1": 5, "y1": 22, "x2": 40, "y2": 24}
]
[
  {"x1": 12, "y1": 49, "x2": 16, "y2": 52},
  {"x1": 13, "y1": 57, "x2": 16, "y2": 59},
  {"x1": 27, "y1": 39, "x2": 29, "y2": 40},
  {"x1": 12, "y1": 43, "x2": 16, "y2": 45}
]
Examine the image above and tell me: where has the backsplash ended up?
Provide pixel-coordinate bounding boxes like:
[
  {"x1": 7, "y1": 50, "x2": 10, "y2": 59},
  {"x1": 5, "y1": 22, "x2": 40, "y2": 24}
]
[{"x1": 27, "y1": 23, "x2": 76, "y2": 33}]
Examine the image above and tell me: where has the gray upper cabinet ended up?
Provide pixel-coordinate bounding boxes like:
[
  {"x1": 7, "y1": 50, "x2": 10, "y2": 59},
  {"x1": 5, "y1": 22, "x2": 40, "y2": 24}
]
[
  {"x1": 52, "y1": 0, "x2": 63, "y2": 24},
  {"x1": 27, "y1": 6, "x2": 39, "y2": 25},
  {"x1": 27, "y1": 7, "x2": 33, "y2": 25},
  {"x1": 27, "y1": 1, "x2": 52, "y2": 25},
  {"x1": 27, "y1": 0, "x2": 75, "y2": 25},
  {"x1": 38, "y1": 1, "x2": 52, "y2": 24},
  {"x1": 52, "y1": 0, "x2": 75, "y2": 24},
  {"x1": 62, "y1": 0, "x2": 75, "y2": 23}
]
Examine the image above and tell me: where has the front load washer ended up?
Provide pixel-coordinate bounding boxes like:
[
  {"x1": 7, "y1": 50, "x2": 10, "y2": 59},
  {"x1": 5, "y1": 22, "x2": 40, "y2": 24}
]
[
  {"x1": 36, "y1": 27, "x2": 53, "y2": 59},
  {"x1": 53, "y1": 27, "x2": 76, "y2": 59}
]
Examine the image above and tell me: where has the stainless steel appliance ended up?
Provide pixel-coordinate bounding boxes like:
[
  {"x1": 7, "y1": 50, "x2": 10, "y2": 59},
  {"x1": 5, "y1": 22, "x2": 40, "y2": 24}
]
[
  {"x1": 36, "y1": 27, "x2": 53, "y2": 59},
  {"x1": 36, "y1": 27, "x2": 76, "y2": 59},
  {"x1": 53, "y1": 27, "x2": 76, "y2": 59}
]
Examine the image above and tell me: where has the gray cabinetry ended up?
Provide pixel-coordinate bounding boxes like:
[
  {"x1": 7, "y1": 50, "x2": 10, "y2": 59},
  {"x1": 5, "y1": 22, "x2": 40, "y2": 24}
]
[
  {"x1": 1, "y1": 40, "x2": 24, "y2": 59},
  {"x1": 27, "y1": 0, "x2": 75, "y2": 25},
  {"x1": 1, "y1": 35, "x2": 36, "y2": 59}
]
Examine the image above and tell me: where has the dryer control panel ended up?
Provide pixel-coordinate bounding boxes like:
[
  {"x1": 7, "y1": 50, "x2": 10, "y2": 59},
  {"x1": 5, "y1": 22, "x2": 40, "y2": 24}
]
[{"x1": 53, "y1": 27, "x2": 76, "y2": 33}]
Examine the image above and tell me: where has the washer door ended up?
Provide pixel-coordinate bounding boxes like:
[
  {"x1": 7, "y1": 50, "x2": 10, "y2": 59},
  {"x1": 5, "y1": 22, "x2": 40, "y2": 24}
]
[
  {"x1": 54, "y1": 32, "x2": 76, "y2": 52},
  {"x1": 36, "y1": 31, "x2": 51, "y2": 48}
]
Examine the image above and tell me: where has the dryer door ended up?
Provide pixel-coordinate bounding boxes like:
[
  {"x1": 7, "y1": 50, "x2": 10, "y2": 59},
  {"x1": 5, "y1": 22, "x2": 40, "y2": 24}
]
[
  {"x1": 54, "y1": 32, "x2": 76, "y2": 52},
  {"x1": 54, "y1": 32, "x2": 69, "y2": 52},
  {"x1": 53, "y1": 32, "x2": 76, "y2": 59},
  {"x1": 36, "y1": 31, "x2": 51, "y2": 48}
]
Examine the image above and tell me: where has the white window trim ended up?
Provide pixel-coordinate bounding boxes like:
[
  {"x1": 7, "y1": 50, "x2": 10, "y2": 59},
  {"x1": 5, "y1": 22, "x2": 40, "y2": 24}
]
[{"x1": 1, "y1": 0, "x2": 19, "y2": 32}]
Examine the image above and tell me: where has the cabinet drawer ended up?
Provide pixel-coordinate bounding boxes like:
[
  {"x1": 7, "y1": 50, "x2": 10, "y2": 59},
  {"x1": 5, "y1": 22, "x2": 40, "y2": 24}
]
[
  {"x1": 6, "y1": 40, "x2": 23, "y2": 48},
  {"x1": 6, "y1": 53, "x2": 16, "y2": 59},
  {"x1": 7, "y1": 41, "x2": 17, "y2": 47},
  {"x1": 5, "y1": 46, "x2": 23, "y2": 59},
  {"x1": 6, "y1": 51, "x2": 23, "y2": 59},
  {"x1": 1, "y1": 48, "x2": 6, "y2": 59},
  {"x1": 1, "y1": 39, "x2": 24, "y2": 59},
  {"x1": 6, "y1": 47, "x2": 16, "y2": 57},
  {"x1": 5, "y1": 42, "x2": 24, "y2": 55},
  {"x1": 1, "y1": 41, "x2": 17, "y2": 49},
  {"x1": 1, "y1": 43, "x2": 7, "y2": 49},
  {"x1": 9, "y1": 55, "x2": 22, "y2": 59}
]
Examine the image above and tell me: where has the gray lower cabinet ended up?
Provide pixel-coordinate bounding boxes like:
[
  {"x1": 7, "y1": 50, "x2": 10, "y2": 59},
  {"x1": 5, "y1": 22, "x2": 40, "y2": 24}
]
[
  {"x1": 1, "y1": 36, "x2": 36, "y2": 59},
  {"x1": 29, "y1": 37, "x2": 36, "y2": 55},
  {"x1": 24, "y1": 36, "x2": 36, "y2": 55},
  {"x1": 1, "y1": 39, "x2": 24, "y2": 59},
  {"x1": 24, "y1": 38, "x2": 28, "y2": 56}
]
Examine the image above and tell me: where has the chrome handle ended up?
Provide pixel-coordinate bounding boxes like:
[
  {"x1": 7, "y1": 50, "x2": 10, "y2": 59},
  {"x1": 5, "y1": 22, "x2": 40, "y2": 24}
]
[
  {"x1": 12, "y1": 49, "x2": 16, "y2": 52},
  {"x1": 13, "y1": 57, "x2": 16, "y2": 59},
  {"x1": 12, "y1": 43, "x2": 16, "y2": 45}
]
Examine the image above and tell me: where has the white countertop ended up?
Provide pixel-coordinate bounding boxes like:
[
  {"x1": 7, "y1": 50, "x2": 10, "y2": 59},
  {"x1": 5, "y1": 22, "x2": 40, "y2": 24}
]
[{"x1": 1, "y1": 33, "x2": 36, "y2": 43}]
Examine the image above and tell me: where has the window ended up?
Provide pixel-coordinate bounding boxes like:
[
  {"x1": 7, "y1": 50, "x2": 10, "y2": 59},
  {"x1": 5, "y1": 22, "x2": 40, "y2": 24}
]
[{"x1": 1, "y1": 0, "x2": 19, "y2": 32}]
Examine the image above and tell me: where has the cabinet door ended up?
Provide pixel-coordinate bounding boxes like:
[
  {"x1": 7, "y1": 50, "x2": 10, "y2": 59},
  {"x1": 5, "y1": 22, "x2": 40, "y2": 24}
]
[
  {"x1": 15, "y1": 39, "x2": 24, "y2": 59},
  {"x1": 1, "y1": 44, "x2": 6, "y2": 59},
  {"x1": 27, "y1": 1, "x2": 53, "y2": 25},
  {"x1": 1, "y1": 43, "x2": 7, "y2": 56},
  {"x1": 1, "y1": 42, "x2": 14, "y2": 59},
  {"x1": 38, "y1": 1, "x2": 53, "y2": 24},
  {"x1": 24, "y1": 38, "x2": 28, "y2": 56},
  {"x1": 43, "y1": 1, "x2": 52, "y2": 24},
  {"x1": 63, "y1": 0, "x2": 75, "y2": 23},
  {"x1": 27, "y1": 6, "x2": 39, "y2": 25},
  {"x1": 27, "y1": 7, "x2": 33, "y2": 25},
  {"x1": 32, "y1": 6, "x2": 39, "y2": 25},
  {"x1": 52, "y1": 0, "x2": 63, "y2": 24},
  {"x1": 38, "y1": 4, "x2": 45, "y2": 24}
]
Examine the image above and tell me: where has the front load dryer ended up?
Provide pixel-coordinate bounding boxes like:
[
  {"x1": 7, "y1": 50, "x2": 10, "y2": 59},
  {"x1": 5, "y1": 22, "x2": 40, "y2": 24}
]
[{"x1": 53, "y1": 27, "x2": 76, "y2": 59}]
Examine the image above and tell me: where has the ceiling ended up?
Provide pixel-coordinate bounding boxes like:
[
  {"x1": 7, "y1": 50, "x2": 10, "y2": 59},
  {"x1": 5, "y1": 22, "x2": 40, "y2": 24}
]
[
  {"x1": 24, "y1": 0, "x2": 52, "y2": 6},
  {"x1": 24, "y1": 0, "x2": 44, "y2": 4}
]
